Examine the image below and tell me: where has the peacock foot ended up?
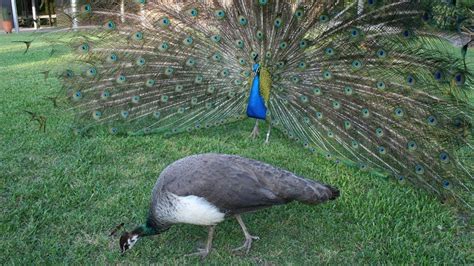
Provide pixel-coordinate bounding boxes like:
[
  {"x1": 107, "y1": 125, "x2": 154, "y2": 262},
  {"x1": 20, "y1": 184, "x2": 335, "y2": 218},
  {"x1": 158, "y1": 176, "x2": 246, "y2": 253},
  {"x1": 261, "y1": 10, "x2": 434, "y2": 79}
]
[
  {"x1": 232, "y1": 235, "x2": 260, "y2": 255},
  {"x1": 184, "y1": 248, "x2": 211, "y2": 259},
  {"x1": 249, "y1": 125, "x2": 260, "y2": 139}
]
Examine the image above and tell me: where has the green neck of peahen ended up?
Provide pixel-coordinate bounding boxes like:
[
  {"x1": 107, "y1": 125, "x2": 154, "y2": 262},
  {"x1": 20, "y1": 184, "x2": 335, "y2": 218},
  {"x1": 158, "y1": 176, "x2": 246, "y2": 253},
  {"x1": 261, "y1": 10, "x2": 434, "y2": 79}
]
[{"x1": 131, "y1": 223, "x2": 159, "y2": 237}]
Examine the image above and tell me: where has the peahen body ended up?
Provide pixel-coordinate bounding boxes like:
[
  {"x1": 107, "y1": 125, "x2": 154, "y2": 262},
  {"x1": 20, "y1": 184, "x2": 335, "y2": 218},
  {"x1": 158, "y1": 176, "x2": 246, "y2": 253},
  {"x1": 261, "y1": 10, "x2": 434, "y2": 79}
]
[
  {"x1": 50, "y1": 0, "x2": 472, "y2": 209},
  {"x1": 119, "y1": 153, "x2": 340, "y2": 257}
]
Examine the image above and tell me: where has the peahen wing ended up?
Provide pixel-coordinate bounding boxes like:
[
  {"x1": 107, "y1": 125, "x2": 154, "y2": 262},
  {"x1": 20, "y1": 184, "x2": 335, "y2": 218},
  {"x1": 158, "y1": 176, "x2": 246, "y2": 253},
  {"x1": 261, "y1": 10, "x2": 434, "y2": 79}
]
[{"x1": 264, "y1": 1, "x2": 473, "y2": 209}]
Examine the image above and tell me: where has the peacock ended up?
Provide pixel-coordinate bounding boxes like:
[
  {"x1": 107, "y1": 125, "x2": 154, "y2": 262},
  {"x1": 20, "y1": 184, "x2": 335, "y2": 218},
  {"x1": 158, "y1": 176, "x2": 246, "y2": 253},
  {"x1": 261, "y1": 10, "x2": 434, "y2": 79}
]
[
  {"x1": 118, "y1": 153, "x2": 340, "y2": 258},
  {"x1": 47, "y1": 0, "x2": 473, "y2": 209}
]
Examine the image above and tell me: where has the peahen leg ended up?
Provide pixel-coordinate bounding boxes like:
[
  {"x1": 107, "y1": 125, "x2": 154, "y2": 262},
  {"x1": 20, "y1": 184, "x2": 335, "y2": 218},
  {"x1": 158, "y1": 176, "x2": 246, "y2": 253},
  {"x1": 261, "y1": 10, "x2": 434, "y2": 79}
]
[
  {"x1": 249, "y1": 120, "x2": 260, "y2": 139},
  {"x1": 185, "y1": 225, "x2": 215, "y2": 259},
  {"x1": 232, "y1": 215, "x2": 259, "y2": 254}
]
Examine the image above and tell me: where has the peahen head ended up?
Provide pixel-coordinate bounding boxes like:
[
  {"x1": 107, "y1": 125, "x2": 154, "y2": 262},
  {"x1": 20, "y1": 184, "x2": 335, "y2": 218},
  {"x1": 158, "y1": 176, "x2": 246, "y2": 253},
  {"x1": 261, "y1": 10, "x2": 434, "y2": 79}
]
[
  {"x1": 119, "y1": 231, "x2": 140, "y2": 254},
  {"x1": 119, "y1": 224, "x2": 158, "y2": 254}
]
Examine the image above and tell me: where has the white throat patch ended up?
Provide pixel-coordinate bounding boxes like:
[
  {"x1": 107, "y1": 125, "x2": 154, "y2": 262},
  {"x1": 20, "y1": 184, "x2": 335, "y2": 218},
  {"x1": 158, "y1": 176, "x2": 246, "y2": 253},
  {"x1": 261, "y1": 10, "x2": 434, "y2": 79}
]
[{"x1": 128, "y1": 234, "x2": 139, "y2": 249}]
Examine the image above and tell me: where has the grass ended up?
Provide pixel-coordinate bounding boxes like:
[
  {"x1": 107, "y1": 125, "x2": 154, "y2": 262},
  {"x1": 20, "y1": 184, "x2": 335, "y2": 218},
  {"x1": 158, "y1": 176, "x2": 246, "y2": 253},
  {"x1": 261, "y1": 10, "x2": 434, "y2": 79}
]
[{"x1": 0, "y1": 32, "x2": 473, "y2": 265}]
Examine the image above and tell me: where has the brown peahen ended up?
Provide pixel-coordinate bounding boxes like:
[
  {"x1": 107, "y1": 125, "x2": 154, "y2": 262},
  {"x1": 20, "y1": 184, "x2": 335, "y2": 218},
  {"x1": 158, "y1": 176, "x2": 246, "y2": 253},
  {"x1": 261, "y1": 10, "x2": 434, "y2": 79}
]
[
  {"x1": 118, "y1": 153, "x2": 340, "y2": 258},
  {"x1": 49, "y1": 0, "x2": 473, "y2": 209}
]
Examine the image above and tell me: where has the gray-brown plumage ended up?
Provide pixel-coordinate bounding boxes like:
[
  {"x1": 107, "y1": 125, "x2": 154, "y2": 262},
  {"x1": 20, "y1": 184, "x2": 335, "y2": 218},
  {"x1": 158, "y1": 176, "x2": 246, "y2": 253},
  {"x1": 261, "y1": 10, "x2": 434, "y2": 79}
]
[{"x1": 119, "y1": 153, "x2": 339, "y2": 258}]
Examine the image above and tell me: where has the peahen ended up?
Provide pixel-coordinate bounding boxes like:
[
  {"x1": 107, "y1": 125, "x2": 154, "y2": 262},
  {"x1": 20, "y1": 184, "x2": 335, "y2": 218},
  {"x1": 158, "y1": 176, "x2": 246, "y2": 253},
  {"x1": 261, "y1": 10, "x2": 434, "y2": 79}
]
[
  {"x1": 49, "y1": 0, "x2": 473, "y2": 209},
  {"x1": 118, "y1": 153, "x2": 340, "y2": 258}
]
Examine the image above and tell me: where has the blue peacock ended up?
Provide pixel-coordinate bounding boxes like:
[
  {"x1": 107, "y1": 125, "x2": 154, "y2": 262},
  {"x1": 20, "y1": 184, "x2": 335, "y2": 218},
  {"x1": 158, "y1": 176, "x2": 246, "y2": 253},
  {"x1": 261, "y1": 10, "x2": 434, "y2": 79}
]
[{"x1": 50, "y1": 0, "x2": 473, "y2": 209}]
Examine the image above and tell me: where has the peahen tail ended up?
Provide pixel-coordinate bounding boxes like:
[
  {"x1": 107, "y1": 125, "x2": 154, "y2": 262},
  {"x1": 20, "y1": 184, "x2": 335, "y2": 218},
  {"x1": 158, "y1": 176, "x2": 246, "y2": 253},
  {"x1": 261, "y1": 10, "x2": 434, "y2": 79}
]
[{"x1": 49, "y1": 0, "x2": 473, "y2": 209}]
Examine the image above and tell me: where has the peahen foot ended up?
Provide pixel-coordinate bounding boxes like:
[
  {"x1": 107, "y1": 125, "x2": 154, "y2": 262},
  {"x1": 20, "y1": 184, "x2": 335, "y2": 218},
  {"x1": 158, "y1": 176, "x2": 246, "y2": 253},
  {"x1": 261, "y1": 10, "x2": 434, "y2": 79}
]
[
  {"x1": 184, "y1": 248, "x2": 211, "y2": 259},
  {"x1": 232, "y1": 234, "x2": 260, "y2": 255},
  {"x1": 249, "y1": 120, "x2": 259, "y2": 139},
  {"x1": 232, "y1": 215, "x2": 259, "y2": 254},
  {"x1": 184, "y1": 225, "x2": 215, "y2": 260}
]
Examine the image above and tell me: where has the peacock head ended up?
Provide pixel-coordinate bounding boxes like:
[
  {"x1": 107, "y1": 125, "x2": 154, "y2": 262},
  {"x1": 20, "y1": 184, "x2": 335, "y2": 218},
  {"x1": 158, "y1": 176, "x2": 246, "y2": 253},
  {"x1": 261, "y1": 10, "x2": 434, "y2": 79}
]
[{"x1": 119, "y1": 231, "x2": 140, "y2": 254}]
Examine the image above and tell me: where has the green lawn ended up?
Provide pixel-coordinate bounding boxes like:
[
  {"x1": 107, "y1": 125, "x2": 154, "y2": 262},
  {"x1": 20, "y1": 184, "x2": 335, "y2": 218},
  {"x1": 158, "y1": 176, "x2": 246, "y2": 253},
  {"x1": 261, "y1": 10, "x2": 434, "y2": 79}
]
[{"x1": 0, "y1": 33, "x2": 472, "y2": 264}]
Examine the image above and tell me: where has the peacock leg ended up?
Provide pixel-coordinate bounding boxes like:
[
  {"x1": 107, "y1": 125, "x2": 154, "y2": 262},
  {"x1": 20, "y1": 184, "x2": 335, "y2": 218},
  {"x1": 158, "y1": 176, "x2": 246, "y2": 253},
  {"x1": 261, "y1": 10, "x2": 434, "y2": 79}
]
[
  {"x1": 232, "y1": 215, "x2": 259, "y2": 254},
  {"x1": 264, "y1": 123, "x2": 271, "y2": 144},
  {"x1": 185, "y1": 225, "x2": 215, "y2": 259},
  {"x1": 249, "y1": 120, "x2": 260, "y2": 139}
]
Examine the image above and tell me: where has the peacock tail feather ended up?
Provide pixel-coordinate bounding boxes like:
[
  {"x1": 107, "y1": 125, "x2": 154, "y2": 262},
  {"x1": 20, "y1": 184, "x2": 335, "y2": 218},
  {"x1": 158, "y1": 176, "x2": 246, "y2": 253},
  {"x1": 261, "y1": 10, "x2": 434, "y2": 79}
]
[{"x1": 49, "y1": 0, "x2": 473, "y2": 209}]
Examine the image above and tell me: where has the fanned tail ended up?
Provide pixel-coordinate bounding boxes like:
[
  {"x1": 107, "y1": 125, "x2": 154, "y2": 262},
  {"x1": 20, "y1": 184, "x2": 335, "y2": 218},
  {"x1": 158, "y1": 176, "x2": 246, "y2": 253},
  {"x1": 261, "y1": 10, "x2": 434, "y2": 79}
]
[
  {"x1": 266, "y1": 1, "x2": 473, "y2": 209},
  {"x1": 49, "y1": 0, "x2": 473, "y2": 209}
]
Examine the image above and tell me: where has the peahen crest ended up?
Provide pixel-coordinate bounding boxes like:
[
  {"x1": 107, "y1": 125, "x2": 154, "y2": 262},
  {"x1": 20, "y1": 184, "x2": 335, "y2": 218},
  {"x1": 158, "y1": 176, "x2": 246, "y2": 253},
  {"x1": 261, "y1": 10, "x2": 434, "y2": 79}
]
[{"x1": 50, "y1": 0, "x2": 473, "y2": 209}]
